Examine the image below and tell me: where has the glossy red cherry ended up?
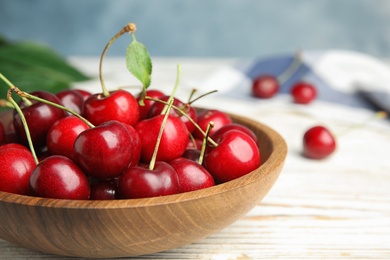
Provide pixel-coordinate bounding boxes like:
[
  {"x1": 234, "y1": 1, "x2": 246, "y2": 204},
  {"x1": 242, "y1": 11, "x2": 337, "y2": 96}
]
[
  {"x1": 303, "y1": 125, "x2": 336, "y2": 159},
  {"x1": 148, "y1": 95, "x2": 198, "y2": 133},
  {"x1": 193, "y1": 109, "x2": 232, "y2": 139},
  {"x1": 252, "y1": 74, "x2": 279, "y2": 98},
  {"x1": 122, "y1": 123, "x2": 142, "y2": 167},
  {"x1": 0, "y1": 147, "x2": 35, "y2": 195},
  {"x1": 56, "y1": 89, "x2": 85, "y2": 115},
  {"x1": 170, "y1": 157, "x2": 215, "y2": 193},
  {"x1": 204, "y1": 129, "x2": 261, "y2": 183},
  {"x1": 135, "y1": 115, "x2": 189, "y2": 163},
  {"x1": 74, "y1": 121, "x2": 134, "y2": 179},
  {"x1": 136, "y1": 89, "x2": 165, "y2": 120},
  {"x1": 30, "y1": 155, "x2": 90, "y2": 199},
  {"x1": 0, "y1": 143, "x2": 29, "y2": 152},
  {"x1": 13, "y1": 91, "x2": 65, "y2": 148},
  {"x1": 46, "y1": 116, "x2": 90, "y2": 160},
  {"x1": 84, "y1": 89, "x2": 139, "y2": 126},
  {"x1": 74, "y1": 89, "x2": 92, "y2": 100},
  {"x1": 291, "y1": 81, "x2": 317, "y2": 104},
  {"x1": 211, "y1": 123, "x2": 258, "y2": 143},
  {"x1": 89, "y1": 178, "x2": 118, "y2": 200},
  {"x1": 118, "y1": 161, "x2": 180, "y2": 199}
]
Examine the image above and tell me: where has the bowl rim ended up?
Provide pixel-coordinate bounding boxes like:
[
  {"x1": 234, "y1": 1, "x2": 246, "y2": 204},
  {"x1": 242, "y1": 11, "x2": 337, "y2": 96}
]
[{"x1": 0, "y1": 114, "x2": 287, "y2": 209}]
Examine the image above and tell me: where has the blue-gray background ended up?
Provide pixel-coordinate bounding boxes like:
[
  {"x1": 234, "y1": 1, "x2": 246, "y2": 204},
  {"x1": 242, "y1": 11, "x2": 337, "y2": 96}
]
[{"x1": 1, "y1": 0, "x2": 390, "y2": 58}]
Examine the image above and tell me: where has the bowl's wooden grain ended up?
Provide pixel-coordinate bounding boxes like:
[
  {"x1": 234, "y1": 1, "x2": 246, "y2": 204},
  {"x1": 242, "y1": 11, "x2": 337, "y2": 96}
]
[{"x1": 0, "y1": 113, "x2": 287, "y2": 258}]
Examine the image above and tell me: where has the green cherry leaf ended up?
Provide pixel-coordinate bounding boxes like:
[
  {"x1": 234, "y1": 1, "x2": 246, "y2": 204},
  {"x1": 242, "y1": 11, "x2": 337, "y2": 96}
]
[{"x1": 126, "y1": 38, "x2": 152, "y2": 89}]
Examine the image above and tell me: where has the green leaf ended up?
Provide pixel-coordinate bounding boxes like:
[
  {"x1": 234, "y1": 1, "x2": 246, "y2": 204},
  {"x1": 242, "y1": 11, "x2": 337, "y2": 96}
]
[
  {"x1": 126, "y1": 39, "x2": 152, "y2": 88},
  {"x1": 0, "y1": 38, "x2": 90, "y2": 103}
]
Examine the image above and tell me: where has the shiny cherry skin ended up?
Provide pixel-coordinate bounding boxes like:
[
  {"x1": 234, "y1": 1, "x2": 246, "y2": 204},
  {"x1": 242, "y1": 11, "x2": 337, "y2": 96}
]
[
  {"x1": 46, "y1": 116, "x2": 90, "y2": 160},
  {"x1": 89, "y1": 178, "x2": 118, "y2": 200},
  {"x1": 84, "y1": 89, "x2": 139, "y2": 126},
  {"x1": 211, "y1": 123, "x2": 258, "y2": 143},
  {"x1": 170, "y1": 157, "x2": 215, "y2": 193},
  {"x1": 193, "y1": 109, "x2": 232, "y2": 139},
  {"x1": 118, "y1": 161, "x2": 180, "y2": 199},
  {"x1": 0, "y1": 147, "x2": 35, "y2": 195},
  {"x1": 123, "y1": 123, "x2": 142, "y2": 167},
  {"x1": 135, "y1": 114, "x2": 189, "y2": 163},
  {"x1": 204, "y1": 129, "x2": 261, "y2": 183},
  {"x1": 74, "y1": 121, "x2": 134, "y2": 179},
  {"x1": 13, "y1": 91, "x2": 65, "y2": 148},
  {"x1": 74, "y1": 89, "x2": 92, "y2": 100},
  {"x1": 291, "y1": 81, "x2": 317, "y2": 104},
  {"x1": 303, "y1": 125, "x2": 336, "y2": 159},
  {"x1": 30, "y1": 155, "x2": 90, "y2": 199},
  {"x1": 0, "y1": 143, "x2": 29, "y2": 152},
  {"x1": 148, "y1": 95, "x2": 198, "y2": 133},
  {"x1": 56, "y1": 89, "x2": 85, "y2": 115},
  {"x1": 252, "y1": 74, "x2": 279, "y2": 98},
  {"x1": 136, "y1": 89, "x2": 165, "y2": 120}
]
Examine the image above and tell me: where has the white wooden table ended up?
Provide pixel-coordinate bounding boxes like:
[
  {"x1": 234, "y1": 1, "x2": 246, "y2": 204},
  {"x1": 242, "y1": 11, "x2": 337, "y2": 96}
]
[{"x1": 1, "y1": 57, "x2": 390, "y2": 259}]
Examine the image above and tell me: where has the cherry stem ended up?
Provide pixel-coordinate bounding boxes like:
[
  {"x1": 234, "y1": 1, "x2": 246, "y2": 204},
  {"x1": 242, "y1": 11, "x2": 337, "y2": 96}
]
[
  {"x1": 145, "y1": 96, "x2": 218, "y2": 147},
  {"x1": 14, "y1": 88, "x2": 95, "y2": 128},
  {"x1": 99, "y1": 22, "x2": 137, "y2": 97},
  {"x1": 187, "y1": 89, "x2": 218, "y2": 105},
  {"x1": 198, "y1": 121, "x2": 214, "y2": 165},
  {"x1": 149, "y1": 98, "x2": 174, "y2": 171},
  {"x1": 161, "y1": 64, "x2": 181, "y2": 115},
  {"x1": 7, "y1": 89, "x2": 39, "y2": 164},
  {"x1": 0, "y1": 73, "x2": 32, "y2": 106},
  {"x1": 277, "y1": 50, "x2": 302, "y2": 85}
]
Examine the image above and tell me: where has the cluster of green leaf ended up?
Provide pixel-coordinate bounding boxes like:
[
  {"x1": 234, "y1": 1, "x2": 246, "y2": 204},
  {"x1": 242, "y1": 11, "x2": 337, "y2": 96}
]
[{"x1": 0, "y1": 36, "x2": 90, "y2": 106}]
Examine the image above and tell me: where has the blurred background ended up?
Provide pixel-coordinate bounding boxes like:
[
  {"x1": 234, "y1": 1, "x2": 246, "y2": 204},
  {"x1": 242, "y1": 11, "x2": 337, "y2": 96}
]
[{"x1": 1, "y1": 0, "x2": 390, "y2": 59}]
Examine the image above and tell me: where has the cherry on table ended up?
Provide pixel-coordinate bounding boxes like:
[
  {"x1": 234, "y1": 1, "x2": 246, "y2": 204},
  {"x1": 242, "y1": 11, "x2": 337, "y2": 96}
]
[
  {"x1": 252, "y1": 74, "x2": 279, "y2": 99},
  {"x1": 303, "y1": 125, "x2": 336, "y2": 159},
  {"x1": 30, "y1": 155, "x2": 90, "y2": 200},
  {"x1": 291, "y1": 81, "x2": 317, "y2": 104}
]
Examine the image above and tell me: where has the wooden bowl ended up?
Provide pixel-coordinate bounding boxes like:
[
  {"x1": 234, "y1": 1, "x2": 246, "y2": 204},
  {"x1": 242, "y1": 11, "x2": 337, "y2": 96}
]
[{"x1": 0, "y1": 113, "x2": 287, "y2": 258}]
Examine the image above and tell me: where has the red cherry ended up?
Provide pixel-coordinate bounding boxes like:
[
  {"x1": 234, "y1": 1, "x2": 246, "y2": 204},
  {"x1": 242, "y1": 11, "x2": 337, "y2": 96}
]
[
  {"x1": 291, "y1": 81, "x2": 317, "y2": 104},
  {"x1": 148, "y1": 95, "x2": 198, "y2": 133},
  {"x1": 211, "y1": 123, "x2": 258, "y2": 143},
  {"x1": 182, "y1": 149, "x2": 201, "y2": 162},
  {"x1": 13, "y1": 91, "x2": 65, "y2": 148},
  {"x1": 0, "y1": 147, "x2": 35, "y2": 195},
  {"x1": 193, "y1": 109, "x2": 232, "y2": 139},
  {"x1": 204, "y1": 130, "x2": 261, "y2": 183},
  {"x1": 74, "y1": 121, "x2": 134, "y2": 179},
  {"x1": 84, "y1": 89, "x2": 139, "y2": 126},
  {"x1": 30, "y1": 155, "x2": 90, "y2": 199},
  {"x1": 303, "y1": 125, "x2": 336, "y2": 159},
  {"x1": 56, "y1": 89, "x2": 85, "y2": 115},
  {"x1": 89, "y1": 178, "x2": 118, "y2": 200},
  {"x1": 136, "y1": 89, "x2": 165, "y2": 120},
  {"x1": 118, "y1": 161, "x2": 180, "y2": 199},
  {"x1": 252, "y1": 75, "x2": 279, "y2": 98},
  {"x1": 0, "y1": 143, "x2": 29, "y2": 152},
  {"x1": 135, "y1": 115, "x2": 189, "y2": 163},
  {"x1": 170, "y1": 157, "x2": 215, "y2": 193},
  {"x1": 74, "y1": 89, "x2": 92, "y2": 100},
  {"x1": 122, "y1": 124, "x2": 142, "y2": 167},
  {"x1": 186, "y1": 138, "x2": 203, "y2": 150},
  {"x1": 46, "y1": 116, "x2": 90, "y2": 160}
]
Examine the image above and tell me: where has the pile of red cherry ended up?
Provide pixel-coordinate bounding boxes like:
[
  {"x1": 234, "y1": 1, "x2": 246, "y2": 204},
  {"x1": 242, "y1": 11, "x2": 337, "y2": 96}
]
[
  {"x1": 251, "y1": 74, "x2": 337, "y2": 160},
  {"x1": 0, "y1": 87, "x2": 261, "y2": 200}
]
